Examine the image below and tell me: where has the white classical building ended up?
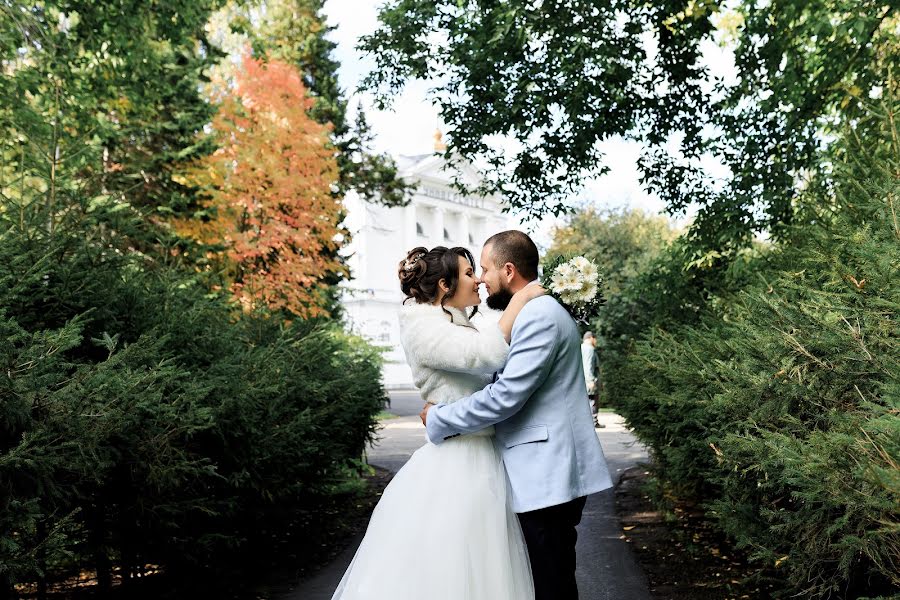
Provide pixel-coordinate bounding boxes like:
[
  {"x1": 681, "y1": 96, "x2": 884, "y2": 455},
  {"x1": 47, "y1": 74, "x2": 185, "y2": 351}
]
[{"x1": 341, "y1": 137, "x2": 511, "y2": 388}]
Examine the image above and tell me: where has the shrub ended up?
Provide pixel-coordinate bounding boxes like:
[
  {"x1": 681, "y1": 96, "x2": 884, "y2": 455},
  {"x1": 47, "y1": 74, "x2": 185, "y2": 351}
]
[
  {"x1": 613, "y1": 105, "x2": 899, "y2": 596},
  {"x1": 0, "y1": 200, "x2": 386, "y2": 593}
]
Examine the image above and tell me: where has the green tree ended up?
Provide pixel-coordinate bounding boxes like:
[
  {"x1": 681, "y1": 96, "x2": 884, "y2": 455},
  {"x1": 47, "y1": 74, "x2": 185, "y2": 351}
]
[
  {"x1": 360, "y1": 0, "x2": 898, "y2": 256},
  {"x1": 611, "y1": 93, "x2": 900, "y2": 599},
  {"x1": 0, "y1": 0, "x2": 225, "y2": 253},
  {"x1": 544, "y1": 206, "x2": 697, "y2": 407},
  {"x1": 546, "y1": 206, "x2": 679, "y2": 295}
]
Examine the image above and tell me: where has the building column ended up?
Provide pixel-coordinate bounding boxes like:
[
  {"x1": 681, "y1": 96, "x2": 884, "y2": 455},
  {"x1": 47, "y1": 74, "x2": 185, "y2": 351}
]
[
  {"x1": 403, "y1": 202, "x2": 416, "y2": 251},
  {"x1": 469, "y1": 216, "x2": 483, "y2": 247},
  {"x1": 460, "y1": 213, "x2": 471, "y2": 247},
  {"x1": 433, "y1": 206, "x2": 445, "y2": 246}
]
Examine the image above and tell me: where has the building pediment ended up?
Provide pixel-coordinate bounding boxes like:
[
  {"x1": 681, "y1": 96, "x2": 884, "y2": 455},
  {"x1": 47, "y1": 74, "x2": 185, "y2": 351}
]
[
  {"x1": 400, "y1": 153, "x2": 481, "y2": 189},
  {"x1": 399, "y1": 153, "x2": 501, "y2": 212}
]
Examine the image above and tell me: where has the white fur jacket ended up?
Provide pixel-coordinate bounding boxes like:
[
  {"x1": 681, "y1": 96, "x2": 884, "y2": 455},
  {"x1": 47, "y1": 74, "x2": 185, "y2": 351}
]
[{"x1": 397, "y1": 303, "x2": 509, "y2": 437}]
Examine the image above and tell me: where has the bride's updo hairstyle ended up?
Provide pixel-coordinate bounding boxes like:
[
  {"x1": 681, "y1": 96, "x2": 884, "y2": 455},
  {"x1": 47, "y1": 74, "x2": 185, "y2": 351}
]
[{"x1": 398, "y1": 246, "x2": 479, "y2": 322}]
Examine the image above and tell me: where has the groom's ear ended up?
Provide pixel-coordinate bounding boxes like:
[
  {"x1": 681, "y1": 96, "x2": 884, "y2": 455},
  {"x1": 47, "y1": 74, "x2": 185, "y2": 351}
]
[{"x1": 502, "y1": 262, "x2": 516, "y2": 282}]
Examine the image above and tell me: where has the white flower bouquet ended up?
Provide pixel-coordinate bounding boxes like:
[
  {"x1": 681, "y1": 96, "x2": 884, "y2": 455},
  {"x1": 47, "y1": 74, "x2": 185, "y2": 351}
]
[{"x1": 541, "y1": 255, "x2": 605, "y2": 325}]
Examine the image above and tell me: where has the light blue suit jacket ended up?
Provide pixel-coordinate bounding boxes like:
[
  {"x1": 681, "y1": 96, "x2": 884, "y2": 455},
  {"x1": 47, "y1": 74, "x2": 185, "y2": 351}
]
[{"x1": 426, "y1": 295, "x2": 613, "y2": 513}]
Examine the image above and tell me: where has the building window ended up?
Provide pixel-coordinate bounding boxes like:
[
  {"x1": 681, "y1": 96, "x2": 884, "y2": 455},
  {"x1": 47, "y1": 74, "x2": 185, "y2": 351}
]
[
  {"x1": 378, "y1": 321, "x2": 391, "y2": 342},
  {"x1": 416, "y1": 222, "x2": 424, "y2": 235},
  {"x1": 444, "y1": 227, "x2": 451, "y2": 241}
]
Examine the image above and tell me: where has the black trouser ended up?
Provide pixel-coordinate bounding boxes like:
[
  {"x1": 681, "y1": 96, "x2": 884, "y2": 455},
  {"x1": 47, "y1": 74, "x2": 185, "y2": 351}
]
[{"x1": 517, "y1": 495, "x2": 587, "y2": 600}]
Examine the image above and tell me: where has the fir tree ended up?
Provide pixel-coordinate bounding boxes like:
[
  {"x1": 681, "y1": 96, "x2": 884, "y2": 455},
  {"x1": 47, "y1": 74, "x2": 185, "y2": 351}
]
[{"x1": 613, "y1": 97, "x2": 900, "y2": 597}]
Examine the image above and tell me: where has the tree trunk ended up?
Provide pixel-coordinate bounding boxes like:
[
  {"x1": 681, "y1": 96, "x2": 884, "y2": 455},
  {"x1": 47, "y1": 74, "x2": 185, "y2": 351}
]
[
  {"x1": 120, "y1": 534, "x2": 135, "y2": 592},
  {"x1": 0, "y1": 575, "x2": 16, "y2": 600},
  {"x1": 36, "y1": 520, "x2": 47, "y2": 600},
  {"x1": 89, "y1": 515, "x2": 112, "y2": 597}
]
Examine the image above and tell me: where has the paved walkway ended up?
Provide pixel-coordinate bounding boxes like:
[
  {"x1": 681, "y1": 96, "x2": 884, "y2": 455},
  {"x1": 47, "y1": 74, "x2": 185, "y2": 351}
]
[{"x1": 285, "y1": 391, "x2": 652, "y2": 600}]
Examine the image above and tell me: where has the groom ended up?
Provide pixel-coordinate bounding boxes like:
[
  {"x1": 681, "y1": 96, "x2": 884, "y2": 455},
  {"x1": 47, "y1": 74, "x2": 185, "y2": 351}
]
[{"x1": 421, "y1": 230, "x2": 612, "y2": 600}]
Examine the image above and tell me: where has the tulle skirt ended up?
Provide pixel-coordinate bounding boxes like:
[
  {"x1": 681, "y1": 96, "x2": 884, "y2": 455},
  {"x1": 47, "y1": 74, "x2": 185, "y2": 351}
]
[{"x1": 331, "y1": 434, "x2": 534, "y2": 600}]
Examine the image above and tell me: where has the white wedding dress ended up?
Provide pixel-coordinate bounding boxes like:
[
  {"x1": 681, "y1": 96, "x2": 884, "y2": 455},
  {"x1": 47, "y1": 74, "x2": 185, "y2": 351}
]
[{"x1": 331, "y1": 304, "x2": 534, "y2": 600}]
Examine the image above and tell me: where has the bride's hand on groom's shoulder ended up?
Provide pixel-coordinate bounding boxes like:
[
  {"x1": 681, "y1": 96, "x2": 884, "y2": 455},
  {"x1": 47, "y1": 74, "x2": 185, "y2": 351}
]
[
  {"x1": 499, "y1": 284, "x2": 546, "y2": 342},
  {"x1": 516, "y1": 284, "x2": 546, "y2": 302}
]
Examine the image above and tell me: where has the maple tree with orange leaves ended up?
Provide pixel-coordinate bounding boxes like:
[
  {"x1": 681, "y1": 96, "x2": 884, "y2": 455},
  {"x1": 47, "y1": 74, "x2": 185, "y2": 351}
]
[{"x1": 177, "y1": 53, "x2": 346, "y2": 318}]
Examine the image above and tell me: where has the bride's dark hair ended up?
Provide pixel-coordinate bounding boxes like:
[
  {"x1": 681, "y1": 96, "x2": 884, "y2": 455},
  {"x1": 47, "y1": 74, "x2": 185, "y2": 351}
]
[{"x1": 398, "y1": 246, "x2": 479, "y2": 322}]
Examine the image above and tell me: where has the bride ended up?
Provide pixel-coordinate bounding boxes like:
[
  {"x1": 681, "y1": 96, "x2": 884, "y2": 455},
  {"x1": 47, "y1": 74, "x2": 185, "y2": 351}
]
[{"x1": 331, "y1": 245, "x2": 544, "y2": 600}]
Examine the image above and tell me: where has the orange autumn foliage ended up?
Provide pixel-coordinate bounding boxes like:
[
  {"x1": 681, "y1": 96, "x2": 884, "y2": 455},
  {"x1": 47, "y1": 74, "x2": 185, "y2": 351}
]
[{"x1": 177, "y1": 53, "x2": 345, "y2": 318}]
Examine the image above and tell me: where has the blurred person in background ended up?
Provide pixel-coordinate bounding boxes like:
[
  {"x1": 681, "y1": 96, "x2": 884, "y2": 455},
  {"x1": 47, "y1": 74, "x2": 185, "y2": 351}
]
[{"x1": 581, "y1": 332, "x2": 601, "y2": 428}]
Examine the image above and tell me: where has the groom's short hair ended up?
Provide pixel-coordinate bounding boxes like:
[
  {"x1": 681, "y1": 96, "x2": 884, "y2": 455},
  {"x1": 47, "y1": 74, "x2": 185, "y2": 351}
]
[{"x1": 485, "y1": 230, "x2": 539, "y2": 280}]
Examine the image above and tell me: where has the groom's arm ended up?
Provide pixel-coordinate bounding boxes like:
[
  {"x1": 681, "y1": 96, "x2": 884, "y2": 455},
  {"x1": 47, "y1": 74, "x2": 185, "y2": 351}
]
[{"x1": 425, "y1": 309, "x2": 558, "y2": 443}]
